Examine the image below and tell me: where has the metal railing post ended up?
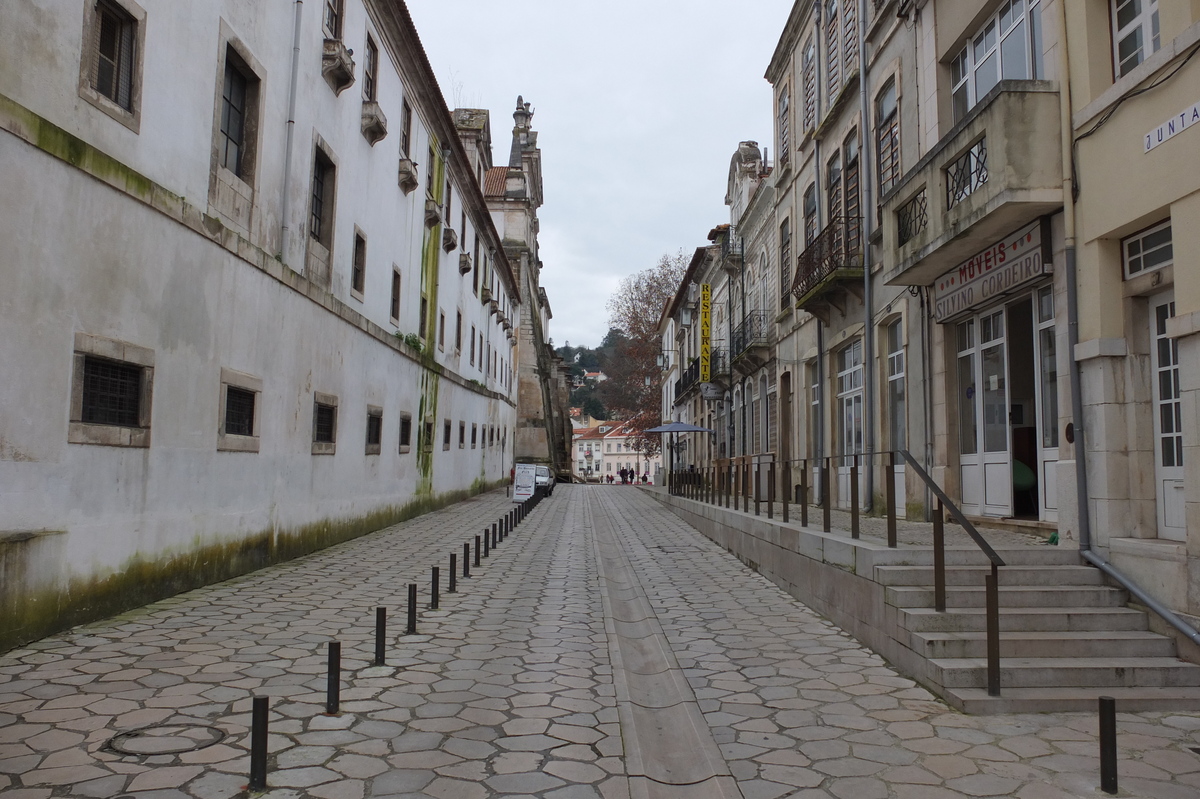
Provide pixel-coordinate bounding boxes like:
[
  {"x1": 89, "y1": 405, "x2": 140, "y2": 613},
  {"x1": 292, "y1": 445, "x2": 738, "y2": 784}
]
[
  {"x1": 782, "y1": 461, "x2": 789, "y2": 523},
  {"x1": 743, "y1": 462, "x2": 750, "y2": 513},
  {"x1": 850, "y1": 455, "x2": 860, "y2": 540},
  {"x1": 933, "y1": 500, "x2": 945, "y2": 611},
  {"x1": 886, "y1": 451, "x2": 897, "y2": 547},
  {"x1": 767, "y1": 461, "x2": 775, "y2": 519},
  {"x1": 800, "y1": 459, "x2": 808, "y2": 527},
  {"x1": 821, "y1": 458, "x2": 831, "y2": 533},
  {"x1": 754, "y1": 463, "x2": 761, "y2": 516},
  {"x1": 986, "y1": 564, "x2": 1001, "y2": 697}
]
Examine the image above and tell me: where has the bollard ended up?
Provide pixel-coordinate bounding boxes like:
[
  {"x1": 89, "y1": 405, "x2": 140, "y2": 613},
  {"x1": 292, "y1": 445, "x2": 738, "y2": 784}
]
[
  {"x1": 430, "y1": 566, "x2": 440, "y2": 610},
  {"x1": 483, "y1": 528, "x2": 490, "y2": 557},
  {"x1": 249, "y1": 696, "x2": 268, "y2": 791},
  {"x1": 463, "y1": 542, "x2": 471, "y2": 578},
  {"x1": 406, "y1": 584, "x2": 417, "y2": 635},
  {"x1": 1099, "y1": 696, "x2": 1118, "y2": 794},
  {"x1": 492, "y1": 522, "x2": 498, "y2": 549},
  {"x1": 373, "y1": 607, "x2": 386, "y2": 666},
  {"x1": 449, "y1": 554, "x2": 457, "y2": 593},
  {"x1": 474, "y1": 535, "x2": 482, "y2": 567},
  {"x1": 325, "y1": 641, "x2": 340, "y2": 714}
]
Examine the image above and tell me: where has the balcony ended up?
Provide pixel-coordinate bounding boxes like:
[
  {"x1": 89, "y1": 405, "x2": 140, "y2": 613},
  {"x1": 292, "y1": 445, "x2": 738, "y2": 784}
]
[
  {"x1": 880, "y1": 81, "x2": 1062, "y2": 286},
  {"x1": 671, "y1": 348, "x2": 729, "y2": 405},
  {"x1": 730, "y1": 312, "x2": 771, "y2": 375},
  {"x1": 791, "y1": 215, "x2": 864, "y2": 321}
]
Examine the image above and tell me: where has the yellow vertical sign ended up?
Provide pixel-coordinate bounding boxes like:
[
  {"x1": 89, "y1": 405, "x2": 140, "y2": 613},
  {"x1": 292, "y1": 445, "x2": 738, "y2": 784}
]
[{"x1": 699, "y1": 283, "x2": 712, "y2": 382}]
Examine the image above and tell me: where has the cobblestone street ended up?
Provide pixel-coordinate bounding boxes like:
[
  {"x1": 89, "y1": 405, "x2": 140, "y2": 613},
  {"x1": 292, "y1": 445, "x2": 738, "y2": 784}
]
[{"x1": 4, "y1": 485, "x2": 1200, "y2": 798}]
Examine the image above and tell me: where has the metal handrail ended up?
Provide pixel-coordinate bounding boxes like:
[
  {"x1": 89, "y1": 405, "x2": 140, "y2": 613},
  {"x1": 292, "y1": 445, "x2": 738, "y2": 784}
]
[{"x1": 897, "y1": 450, "x2": 1005, "y2": 568}]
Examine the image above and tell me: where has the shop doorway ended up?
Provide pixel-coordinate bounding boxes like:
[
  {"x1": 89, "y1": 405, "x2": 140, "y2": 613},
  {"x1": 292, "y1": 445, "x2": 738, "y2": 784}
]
[{"x1": 955, "y1": 289, "x2": 1056, "y2": 520}]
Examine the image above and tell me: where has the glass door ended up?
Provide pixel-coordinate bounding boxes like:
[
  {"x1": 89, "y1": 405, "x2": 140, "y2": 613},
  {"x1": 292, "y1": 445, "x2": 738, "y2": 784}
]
[
  {"x1": 1151, "y1": 292, "x2": 1184, "y2": 540},
  {"x1": 1035, "y1": 286, "x2": 1059, "y2": 520},
  {"x1": 956, "y1": 310, "x2": 1013, "y2": 517},
  {"x1": 836, "y1": 339, "x2": 865, "y2": 509}
]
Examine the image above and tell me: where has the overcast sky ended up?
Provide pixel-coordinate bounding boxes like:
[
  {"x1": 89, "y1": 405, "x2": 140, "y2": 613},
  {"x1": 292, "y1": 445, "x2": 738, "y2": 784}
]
[{"x1": 407, "y1": 1, "x2": 793, "y2": 349}]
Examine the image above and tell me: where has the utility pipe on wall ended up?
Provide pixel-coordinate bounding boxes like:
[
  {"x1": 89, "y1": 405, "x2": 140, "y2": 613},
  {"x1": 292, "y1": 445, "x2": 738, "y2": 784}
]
[
  {"x1": 280, "y1": 0, "x2": 304, "y2": 268},
  {"x1": 858, "y1": 0, "x2": 876, "y2": 511}
]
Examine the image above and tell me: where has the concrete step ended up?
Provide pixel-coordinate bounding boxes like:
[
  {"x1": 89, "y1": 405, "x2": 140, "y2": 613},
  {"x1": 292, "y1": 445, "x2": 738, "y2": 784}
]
[
  {"x1": 930, "y1": 656, "x2": 1200, "y2": 689},
  {"x1": 875, "y1": 564, "x2": 1105, "y2": 587},
  {"x1": 886, "y1": 584, "x2": 1128, "y2": 609},
  {"x1": 947, "y1": 685, "x2": 1200, "y2": 714},
  {"x1": 866, "y1": 546, "x2": 1082, "y2": 568},
  {"x1": 898, "y1": 606, "x2": 1149, "y2": 633},
  {"x1": 912, "y1": 630, "x2": 1178, "y2": 660}
]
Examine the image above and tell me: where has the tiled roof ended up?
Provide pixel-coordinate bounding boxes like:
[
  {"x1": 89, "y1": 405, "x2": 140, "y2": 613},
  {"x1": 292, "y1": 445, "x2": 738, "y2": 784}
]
[{"x1": 484, "y1": 167, "x2": 507, "y2": 197}]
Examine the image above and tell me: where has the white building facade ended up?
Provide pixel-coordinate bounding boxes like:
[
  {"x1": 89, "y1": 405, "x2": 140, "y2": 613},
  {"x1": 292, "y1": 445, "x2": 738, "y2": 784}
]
[{"x1": 0, "y1": 0, "x2": 530, "y2": 650}]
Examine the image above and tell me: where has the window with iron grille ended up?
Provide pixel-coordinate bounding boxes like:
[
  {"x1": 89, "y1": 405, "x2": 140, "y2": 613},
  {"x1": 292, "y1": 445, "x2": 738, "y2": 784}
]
[
  {"x1": 352, "y1": 232, "x2": 366, "y2": 294},
  {"x1": 876, "y1": 79, "x2": 900, "y2": 194},
  {"x1": 314, "y1": 401, "x2": 336, "y2": 444},
  {"x1": 323, "y1": 0, "x2": 343, "y2": 38},
  {"x1": 310, "y1": 149, "x2": 335, "y2": 245},
  {"x1": 400, "y1": 101, "x2": 412, "y2": 156},
  {"x1": 438, "y1": 311, "x2": 446, "y2": 350},
  {"x1": 366, "y1": 407, "x2": 382, "y2": 453},
  {"x1": 220, "y1": 54, "x2": 248, "y2": 175},
  {"x1": 399, "y1": 413, "x2": 412, "y2": 453},
  {"x1": 455, "y1": 312, "x2": 463, "y2": 351},
  {"x1": 363, "y1": 35, "x2": 378, "y2": 101},
  {"x1": 91, "y1": 0, "x2": 136, "y2": 111},
  {"x1": 459, "y1": 421, "x2": 466, "y2": 449},
  {"x1": 390, "y1": 268, "x2": 401, "y2": 322},
  {"x1": 82, "y1": 356, "x2": 141, "y2": 427},
  {"x1": 419, "y1": 295, "x2": 428, "y2": 338},
  {"x1": 472, "y1": 423, "x2": 478, "y2": 448},
  {"x1": 224, "y1": 386, "x2": 255, "y2": 437},
  {"x1": 443, "y1": 419, "x2": 452, "y2": 451}
]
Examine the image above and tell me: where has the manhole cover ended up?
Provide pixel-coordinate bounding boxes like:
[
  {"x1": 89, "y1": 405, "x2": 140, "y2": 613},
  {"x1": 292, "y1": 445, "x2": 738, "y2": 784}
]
[{"x1": 107, "y1": 724, "x2": 226, "y2": 755}]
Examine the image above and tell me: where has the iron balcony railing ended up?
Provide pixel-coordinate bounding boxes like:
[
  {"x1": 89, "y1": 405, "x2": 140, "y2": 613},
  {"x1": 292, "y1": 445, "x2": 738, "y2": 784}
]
[
  {"x1": 946, "y1": 137, "x2": 988, "y2": 209},
  {"x1": 896, "y1": 188, "x2": 928, "y2": 245},
  {"x1": 791, "y1": 215, "x2": 863, "y2": 301},
  {"x1": 731, "y1": 312, "x2": 770, "y2": 361},
  {"x1": 674, "y1": 348, "x2": 728, "y2": 403}
]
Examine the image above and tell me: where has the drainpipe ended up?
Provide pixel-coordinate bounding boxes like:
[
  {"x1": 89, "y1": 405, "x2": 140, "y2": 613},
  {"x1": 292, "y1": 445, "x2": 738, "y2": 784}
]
[
  {"x1": 1053, "y1": 1, "x2": 1200, "y2": 647},
  {"x1": 858, "y1": 0, "x2": 875, "y2": 511},
  {"x1": 280, "y1": 0, "x2": 304, "y2": 268}
]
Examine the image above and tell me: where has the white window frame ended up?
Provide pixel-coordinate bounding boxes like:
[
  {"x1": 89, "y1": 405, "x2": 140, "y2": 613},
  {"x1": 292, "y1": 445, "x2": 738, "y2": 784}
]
[
  {"x1": 1112, "y1": 0, "x2": 1160, "y2": 79},
  {"x1": 1122, "y1": 220, "x2": 1172, "y2": 280},
  {"x1": 950, "y1": 0, "x2": 1044, "y2": 122}
]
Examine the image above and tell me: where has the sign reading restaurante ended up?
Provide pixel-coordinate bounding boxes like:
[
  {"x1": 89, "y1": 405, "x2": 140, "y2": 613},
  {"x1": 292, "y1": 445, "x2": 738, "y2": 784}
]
[{"x1": 933, "y1": 220, "x2": 1049, "y2": 322}]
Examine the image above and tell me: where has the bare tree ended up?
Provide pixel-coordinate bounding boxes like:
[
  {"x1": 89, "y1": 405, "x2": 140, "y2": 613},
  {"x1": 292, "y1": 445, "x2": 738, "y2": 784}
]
[{"x1": 602, "y1": 251, "x2": 689, "y2": 426}]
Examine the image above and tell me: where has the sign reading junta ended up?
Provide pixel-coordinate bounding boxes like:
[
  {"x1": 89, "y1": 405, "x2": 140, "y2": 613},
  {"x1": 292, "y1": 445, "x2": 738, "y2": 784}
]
[{"x1": 933, "y1": 220, "x2": 1051, "y2": 322}]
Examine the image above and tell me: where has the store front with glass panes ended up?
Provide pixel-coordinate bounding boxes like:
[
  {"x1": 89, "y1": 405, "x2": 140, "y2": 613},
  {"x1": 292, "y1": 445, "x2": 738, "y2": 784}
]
[{"x1": 934, "y1": 219, "x2": 1058, "y2": 521}]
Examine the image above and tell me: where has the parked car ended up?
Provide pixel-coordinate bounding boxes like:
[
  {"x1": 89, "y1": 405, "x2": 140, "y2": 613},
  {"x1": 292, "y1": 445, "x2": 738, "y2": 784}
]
[{"x1": 535, "y1": 465, "x2": 555, "y2": 496}]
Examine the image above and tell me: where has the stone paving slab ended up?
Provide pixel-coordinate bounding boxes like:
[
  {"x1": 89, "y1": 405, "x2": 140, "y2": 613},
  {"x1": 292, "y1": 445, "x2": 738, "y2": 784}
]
[{"x1": 1, "y1": 484, "x2": 1200, "y2": 798}]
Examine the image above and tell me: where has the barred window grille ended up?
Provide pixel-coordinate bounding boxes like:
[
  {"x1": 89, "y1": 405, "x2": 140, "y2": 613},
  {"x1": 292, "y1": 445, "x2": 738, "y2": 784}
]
[
  {"x1": 399, "y1": 415, "x2": 412, "y2": 449},
  {"x1": 897, "y1": 189, "x2": 929, "y2": 245},
  {"x1": 224, "y1": 387, "x2": 255, "y2": 436},
  {"x1": 352, "y1": 233, "x2": 366, "y2": 292},
  {"x1": 92, "y1": 0, "x2": 135, "y2": 110},
  {"x1": 367, "y1": 412, "x2": 382, "y2": 446},
  {"x1": 82, "y1": 356, "x2": 141, "y2": 427},
  {"x1": 946, "y1": 138, "x2": 988, "y2": 209},
  {"x1": 314, "y1": 403, "x2": 336, "y2": 443}
]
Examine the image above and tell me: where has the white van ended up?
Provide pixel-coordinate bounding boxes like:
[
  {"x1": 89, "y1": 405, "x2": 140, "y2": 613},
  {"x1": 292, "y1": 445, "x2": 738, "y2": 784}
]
[{"x1": 534, "y1": 465, "x2": 555, "y2": 496}]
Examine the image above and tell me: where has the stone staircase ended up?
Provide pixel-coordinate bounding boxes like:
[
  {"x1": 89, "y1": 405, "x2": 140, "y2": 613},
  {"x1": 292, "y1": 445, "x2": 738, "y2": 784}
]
[{"x1": 877, "y1": 547, "x2": 1200, "y2": 713}]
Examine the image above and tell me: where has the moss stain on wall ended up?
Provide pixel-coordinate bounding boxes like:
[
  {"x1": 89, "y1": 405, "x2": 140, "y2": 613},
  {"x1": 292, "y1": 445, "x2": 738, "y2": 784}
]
[{"x1": 0, "y1": 478, "x2": 507, "y2": 654}]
